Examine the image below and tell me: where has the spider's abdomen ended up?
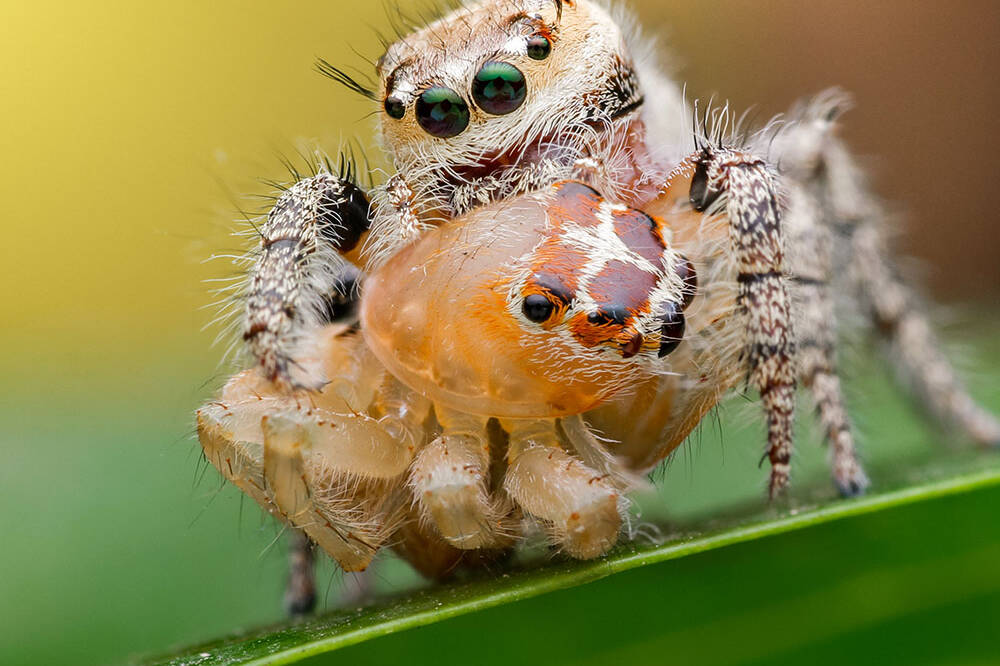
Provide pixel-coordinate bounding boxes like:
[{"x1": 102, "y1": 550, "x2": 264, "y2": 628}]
[{"x1": 361, "y1": 181, "x2": 692, "y2": 418}]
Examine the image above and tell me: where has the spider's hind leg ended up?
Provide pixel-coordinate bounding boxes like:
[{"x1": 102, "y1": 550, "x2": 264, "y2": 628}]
[
  {"x1": 777, "y1": 91, "x2": 1000, "y2": 448},
  {"x1": 853, "y1": 221, "x2": 1000, "y2": 445},
  {"x1": 784, "y1": 184, "x2": 869, "y2": 496},
  {"x1": 284, "y1": 530, "x2": 316, "y2": 616}
]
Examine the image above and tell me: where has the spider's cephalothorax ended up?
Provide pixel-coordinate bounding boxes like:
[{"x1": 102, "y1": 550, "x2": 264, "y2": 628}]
[
  {"x1": 378, "y1": 0, "x2": 640, "y2": 199},
  {"x1": 364, "y1": 0, "x2": 686, "y2": 266},
  {"x1": 200, "y1": 0, "x2": 1000, "y2": 615}
]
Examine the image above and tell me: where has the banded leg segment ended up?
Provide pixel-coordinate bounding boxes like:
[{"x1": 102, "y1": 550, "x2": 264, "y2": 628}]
[
  {"x1": 284, "y1": 530, "x2": 316, "y2": 616},
  {"x1": 854, "y1": 224, "x2": 1000, "y2": 445},
  {"x1": 237, "y1": 169, "x2": 371, "y2": 610},
  {"x1": 692, "y1": 147, "x2": 799, "y2": 497}
]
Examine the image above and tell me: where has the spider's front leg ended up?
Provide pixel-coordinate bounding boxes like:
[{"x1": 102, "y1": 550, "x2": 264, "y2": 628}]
[
  {"x1": 238, "y1": 170, "x2": 371, "y2": 615},
  {"x1": 687, "y1": 147, "x2": 799, "y2": 498},
  {"x1": 243, "y1": 171, "x2": 370, "y2": 389},
  {"x1": 209, "y1": 168, "x2": 436, "y2": 614}
]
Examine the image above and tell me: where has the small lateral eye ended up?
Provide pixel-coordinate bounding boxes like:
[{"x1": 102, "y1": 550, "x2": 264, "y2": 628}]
[
  {"x1": 384, "y1": 96, "x2": 406, "y2": 120},
  {"x1": 690, "y1": 154, "x2": 721, "y2": 212},
  {"x1": 522, "y1": 294, "x2": 555, "y2": 323},
  {"x1": 472, "y1": 62, "x2": 527, "y2": 115},
  {"x1": 658, "y1": 302, "x2": 686, "y2": 358},
  {"x1": 416, "y1": 87, "x2": 470, "y2": 138},
  {"x1": 676, "y1": 255, "x2": 698, "y2": 308},
  {"x1": 526, "y1": 34, "x2": 552, "y2": 60}
]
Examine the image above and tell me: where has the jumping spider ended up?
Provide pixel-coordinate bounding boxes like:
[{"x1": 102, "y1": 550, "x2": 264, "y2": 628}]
[{"x1": 198, "y1": 0, "x2": 1000, "y2": 614}]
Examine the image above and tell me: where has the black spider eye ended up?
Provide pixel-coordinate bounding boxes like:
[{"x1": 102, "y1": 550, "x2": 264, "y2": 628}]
[
  {"x1": 690, "y1": 154, "x2": 721, "y2": 212},
  {"x1": 416, "y1": 87, "x2": 470, "y2": 138},
  {"x1": 472, "y1": 62, "x2": 526, "y2": 115},
  {"x1": 676, "y1": 255, "x2": 698, "y2": 309},
  {"x1": 657, "y1": 302, "x2": 686, "y2": 358},
  {"x1": 384, "y1": 96, "x2": 406, "y2": 120},
  {"x1": 523, "y1": 294, "x2": 555, "y2": 323},
  {"x1": 526, "y1": 34, "x2": 551, "y2": 60}
]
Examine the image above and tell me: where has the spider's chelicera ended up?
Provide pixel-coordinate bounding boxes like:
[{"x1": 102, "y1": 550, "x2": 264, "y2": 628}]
[{"x1": 199, "y1": 0, "x2": 1000, "y2": 615}]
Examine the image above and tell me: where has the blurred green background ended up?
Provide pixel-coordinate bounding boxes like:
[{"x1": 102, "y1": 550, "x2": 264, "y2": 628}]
[{"x1": 1, "y1": 1, "x2": 998, "y2": 664}]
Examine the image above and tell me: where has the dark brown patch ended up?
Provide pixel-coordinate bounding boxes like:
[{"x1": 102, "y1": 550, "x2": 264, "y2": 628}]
[
  {"x1": 611, "y1": 208, "x2": 666, "y2": 264},
  {"x1": 566, "y1": 261, "x2": 656, "y2": 351},
  {"x1": 532, "y1": 271, "x2": 574, "y2": 306},
  {"x1": 548, "y1": 181, "x2": 603, "y2": 230},
  {"x1": 588, "y1": 260, "x2": 657, "y2": 320}
]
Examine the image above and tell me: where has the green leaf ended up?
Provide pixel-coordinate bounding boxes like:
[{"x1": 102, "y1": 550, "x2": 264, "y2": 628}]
[{"x1": 142, "y1": 450, "x2": 1000, "y2": 666}]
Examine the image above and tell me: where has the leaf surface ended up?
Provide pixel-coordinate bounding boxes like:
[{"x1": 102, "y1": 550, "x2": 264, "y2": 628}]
[{"x1": 144, "y1": 450, "x2": 1000, "y2": 666}]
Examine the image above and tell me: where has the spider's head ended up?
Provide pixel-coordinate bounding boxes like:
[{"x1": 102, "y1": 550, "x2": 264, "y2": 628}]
[{"x1": 375, "y1": 0, "x2": 644, "y2": 213}]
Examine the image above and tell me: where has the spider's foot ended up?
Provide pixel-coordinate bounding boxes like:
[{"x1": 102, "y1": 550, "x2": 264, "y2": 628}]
[
  {"x1": 767, "y1": 463, "x2": 791, "y2": 501},
  {"x1": 834, "y1": 464, "x2": 870, "y2": 498},
  {"x1": 285, "y1": 586, "x2": 317, "y2": 617},
  {"x1": 970, "y1": 413, "x2": 1000, "y2": 448}
]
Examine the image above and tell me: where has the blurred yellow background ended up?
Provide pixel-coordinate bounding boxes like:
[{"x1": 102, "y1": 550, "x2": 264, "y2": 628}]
[
  {"x1": 1, "y1": 2, "x2": 998, "y2": 664},
  {"x1": 2, "y1": 0, "x2": 997, "y2": 385}
]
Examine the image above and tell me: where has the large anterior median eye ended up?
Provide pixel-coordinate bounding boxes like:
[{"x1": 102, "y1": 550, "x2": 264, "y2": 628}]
[
  {"x1": 472, "y1": 62, "x2": 526, "y2": 115},
  {"x1": 416, "y1": 87, "x2": 470, "y2": 138}
]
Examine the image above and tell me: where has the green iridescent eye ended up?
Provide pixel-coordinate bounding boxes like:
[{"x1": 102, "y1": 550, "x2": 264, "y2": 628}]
[
  {"x1": 526, "y1": 34, "x2": 551, "y2": 60},
  {"x1": 415, "y1": 87, "x2": 470, "y2": 138},
  {"x1": 472, "y1": 61, "x2": 527, "y2": 115}
]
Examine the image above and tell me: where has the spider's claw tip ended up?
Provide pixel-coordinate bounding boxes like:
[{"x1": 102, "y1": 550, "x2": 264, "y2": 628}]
[{"x1": 835, "y1": 475, "x2": 870, "y2": 499}]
